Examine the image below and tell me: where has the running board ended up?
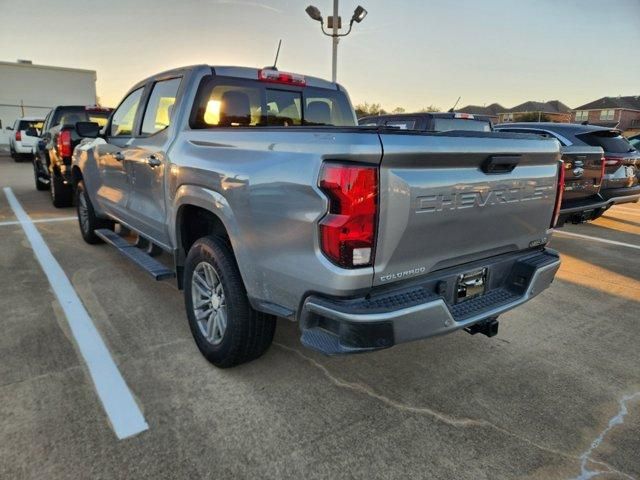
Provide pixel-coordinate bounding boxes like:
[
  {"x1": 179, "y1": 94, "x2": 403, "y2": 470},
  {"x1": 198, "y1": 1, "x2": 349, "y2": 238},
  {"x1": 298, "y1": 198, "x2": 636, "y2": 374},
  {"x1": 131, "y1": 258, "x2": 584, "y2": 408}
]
[{"x1": 95, "y1": 229, "x2": 175, "y2": 281}]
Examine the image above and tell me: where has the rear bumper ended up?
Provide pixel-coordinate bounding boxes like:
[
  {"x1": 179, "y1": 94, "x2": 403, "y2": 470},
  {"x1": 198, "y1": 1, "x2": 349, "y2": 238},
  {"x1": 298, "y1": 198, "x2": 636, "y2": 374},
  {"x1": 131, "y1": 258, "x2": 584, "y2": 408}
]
[
  {"x1": 14, "y1": 143, "x2": 36, "y2": 154},
  {"x1": 299, "y1": 249, "x2": 560, "y2": 355},
  {"x1": 558, "y1": 197, "x2": 610, "y2": 224},
  {"x1": 600, "y1": 185, "x2": 640, "y2": 205}
]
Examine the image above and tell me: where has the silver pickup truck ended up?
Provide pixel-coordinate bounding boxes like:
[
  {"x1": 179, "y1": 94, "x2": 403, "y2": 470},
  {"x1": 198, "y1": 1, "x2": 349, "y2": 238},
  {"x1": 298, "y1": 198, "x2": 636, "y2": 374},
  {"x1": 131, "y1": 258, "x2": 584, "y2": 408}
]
[{"x1": 72, "y1": 65, "x2": 563, "y2": 367}]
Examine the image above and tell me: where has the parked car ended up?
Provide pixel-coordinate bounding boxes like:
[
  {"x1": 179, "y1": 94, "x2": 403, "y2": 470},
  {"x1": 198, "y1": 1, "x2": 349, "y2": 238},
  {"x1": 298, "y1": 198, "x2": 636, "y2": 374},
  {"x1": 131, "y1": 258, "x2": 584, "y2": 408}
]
[
  {"x1": 33, "y1": 105, "x2": 112, "y2": 206},
  {"x1": 8, "y1": 117, "x2": 44, "y2": 162},
  {"x1": 72, "y1": 65, "x2": 562, "y2": 367},
  {"x1": 495, "y1": 123, "x2": 640, "y2": 218},
  {"x1": 629, "y1": 134, "x2": 640, "y2": 151},
  {"x1": 359, "y1": 112, "x2": 493, "y2": 132}
]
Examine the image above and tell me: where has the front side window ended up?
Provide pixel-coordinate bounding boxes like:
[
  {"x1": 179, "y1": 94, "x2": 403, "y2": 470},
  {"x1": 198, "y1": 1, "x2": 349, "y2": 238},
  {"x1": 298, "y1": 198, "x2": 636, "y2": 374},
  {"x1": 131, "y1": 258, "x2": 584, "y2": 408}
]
[
  {"x1": 192, "y1": 77, "x2": 356, "y2": 128},
  {"x1": 110, "y1": 88, "x2": 144, "y2": 136},
  {"x1": 141, "y1": 78, "x2": 182, "y2": 135}
]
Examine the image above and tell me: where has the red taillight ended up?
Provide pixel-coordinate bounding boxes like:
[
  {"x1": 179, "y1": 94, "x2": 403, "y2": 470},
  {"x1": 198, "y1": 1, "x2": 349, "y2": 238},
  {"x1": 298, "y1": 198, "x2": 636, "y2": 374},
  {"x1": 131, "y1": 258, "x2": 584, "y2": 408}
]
[
  {"x1": 15, "y1": 131, "x2": 21, "y2": 141},
  {"x1": 551, "y1": 160, "x2": 565, "y2": 228},
  {"x1": 603, "y1": 156, "x2": 622, "y2": 167},
  {"x1": 258, "y1": 69, "x2": 306, "y2": 86},
  {"x1": 56, "y1": 130, "x2": 72, "y2": 157},
  {"x1": 319, "y1": 164, "x2": 378, "y2": 268}
]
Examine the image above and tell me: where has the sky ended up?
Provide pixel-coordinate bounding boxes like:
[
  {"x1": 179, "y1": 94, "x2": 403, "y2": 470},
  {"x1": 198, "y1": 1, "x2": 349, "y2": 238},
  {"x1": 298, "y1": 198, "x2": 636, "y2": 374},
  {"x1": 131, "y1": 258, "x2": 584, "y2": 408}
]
[{"x1": 1, "y1": 0, "x2": 639, "y2": 111}]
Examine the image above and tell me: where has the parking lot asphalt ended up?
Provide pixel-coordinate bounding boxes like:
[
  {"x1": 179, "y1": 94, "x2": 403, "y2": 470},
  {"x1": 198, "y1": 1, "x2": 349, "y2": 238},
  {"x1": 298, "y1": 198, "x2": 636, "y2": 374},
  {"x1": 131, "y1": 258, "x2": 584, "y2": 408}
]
[{"x1": 0, "y1": 152, "x2": 638, "y2": 480}]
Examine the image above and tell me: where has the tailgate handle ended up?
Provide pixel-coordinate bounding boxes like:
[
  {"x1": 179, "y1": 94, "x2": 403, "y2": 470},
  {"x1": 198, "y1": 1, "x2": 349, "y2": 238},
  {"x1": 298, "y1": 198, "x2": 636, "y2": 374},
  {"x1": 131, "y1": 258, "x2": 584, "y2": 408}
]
[{"x1": 482, "y1": 155, "x2": 520, "y2": 174}]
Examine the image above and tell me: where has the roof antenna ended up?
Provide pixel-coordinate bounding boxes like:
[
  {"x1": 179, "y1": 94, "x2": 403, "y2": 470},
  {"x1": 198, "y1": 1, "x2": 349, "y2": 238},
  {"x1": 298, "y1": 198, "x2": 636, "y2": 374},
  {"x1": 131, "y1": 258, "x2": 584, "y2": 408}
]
[
  {"x1": 265, "y1": 39, "x2": 282, "y2": 70},
  {"x1": 448, "y1": 96, "x2": 461, "y2": 113}
]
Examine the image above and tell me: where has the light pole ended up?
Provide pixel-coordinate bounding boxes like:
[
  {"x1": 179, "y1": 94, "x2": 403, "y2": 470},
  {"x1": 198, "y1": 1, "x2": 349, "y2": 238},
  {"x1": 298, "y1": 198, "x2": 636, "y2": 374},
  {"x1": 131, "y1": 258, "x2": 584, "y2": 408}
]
[{"x1": 305, "y1": 2, "x2": 368, "y2": 83}]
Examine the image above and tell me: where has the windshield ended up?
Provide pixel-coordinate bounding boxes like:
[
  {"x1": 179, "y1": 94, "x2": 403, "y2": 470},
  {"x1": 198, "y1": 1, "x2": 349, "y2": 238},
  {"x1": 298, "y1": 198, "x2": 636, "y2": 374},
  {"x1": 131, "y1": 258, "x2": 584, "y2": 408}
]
[
  {"x1": 432, "y1": 118, "x2": 492, "y2": 132},
  {"x1": 577, "y1": 131, "x2": 636, "y2": 154},
  {"x1": 191, "y1": 76, "x2": 356, "y2": 128}
]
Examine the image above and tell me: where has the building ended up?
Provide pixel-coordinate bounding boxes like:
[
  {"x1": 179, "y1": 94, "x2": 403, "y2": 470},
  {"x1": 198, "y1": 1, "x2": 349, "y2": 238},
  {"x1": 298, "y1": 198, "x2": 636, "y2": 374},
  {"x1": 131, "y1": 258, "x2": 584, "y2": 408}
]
[
  {"x1": 497, "y1": 100, "x2": 572, "y2": 123},
  {"x1": 0, "y1": 60, "x2": 97, "y2": 145},
  {"x1": 572, "y1": 96, "x2": 640, "y2": 137},
  {"x1": 458, "y1": 103, "x2": 504, "y2": 123}
]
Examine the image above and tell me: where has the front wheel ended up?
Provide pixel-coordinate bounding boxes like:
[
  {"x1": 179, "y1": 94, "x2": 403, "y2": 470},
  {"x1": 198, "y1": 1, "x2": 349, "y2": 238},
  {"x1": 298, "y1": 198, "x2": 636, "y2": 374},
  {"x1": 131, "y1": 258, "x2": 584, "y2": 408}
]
[
  {"x1": 76, "y1": 180, "x2": 113, "y2": 244},
  {"x1": 184, "y1": 236, "x2": 276, "y2": 368}
]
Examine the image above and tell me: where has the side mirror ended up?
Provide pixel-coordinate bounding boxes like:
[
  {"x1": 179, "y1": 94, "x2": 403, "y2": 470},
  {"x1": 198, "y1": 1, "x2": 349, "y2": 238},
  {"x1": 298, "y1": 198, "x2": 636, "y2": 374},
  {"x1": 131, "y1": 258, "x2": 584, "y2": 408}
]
[
  {"x1": 6, "y1": 126, "x2": 13, "y2": 131},
  {"x1": 76, "y1": 121, "x2": 101, "y2": 138}
]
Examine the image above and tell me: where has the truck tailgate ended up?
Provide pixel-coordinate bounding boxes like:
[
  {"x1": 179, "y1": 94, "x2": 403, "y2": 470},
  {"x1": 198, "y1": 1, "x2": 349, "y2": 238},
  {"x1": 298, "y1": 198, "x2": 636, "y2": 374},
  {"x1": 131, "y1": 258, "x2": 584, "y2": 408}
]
[{"x1": 374, "y1": 132, "x2": 560, "y2": 286}]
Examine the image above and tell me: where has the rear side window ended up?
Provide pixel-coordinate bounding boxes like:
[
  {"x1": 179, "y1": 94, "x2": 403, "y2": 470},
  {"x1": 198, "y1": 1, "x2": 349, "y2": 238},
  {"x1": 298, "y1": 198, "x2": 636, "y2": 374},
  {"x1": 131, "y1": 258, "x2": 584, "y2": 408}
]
[
  {"x1": 191, "y1": 76, "x2": 356, "y2": 128},
  {"x1": 432, "y1": 118, "x2": 491, "y2": 132},
  {"x1": 111, "y1": 88, "x2": 144, "y2": 136},
  {"x1": 141, "y1": 77, "x2": 181, "y2": 135},
  {"x1": 577, "y1": 131, "x2": 636, "y2": 154}
]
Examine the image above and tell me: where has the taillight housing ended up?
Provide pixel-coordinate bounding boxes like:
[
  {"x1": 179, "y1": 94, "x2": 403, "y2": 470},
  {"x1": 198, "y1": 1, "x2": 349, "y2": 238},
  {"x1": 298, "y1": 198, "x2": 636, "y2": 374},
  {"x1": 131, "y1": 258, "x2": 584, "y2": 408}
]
[
  {"x1": 57, "y1": 130, "x2": 72, "y2": 157},
  {"x1": 15, "y1": 130, "x2": 22, "y2": 141},
  {"x1": 318, "y1": 163, "x2": 378, "y2": 268},
  {"x1": 551, "y1": 160, "x2": 565, "y2": 228},
  {"x1": 599, "y1": 156, "x2": 606, "y2": 186}
]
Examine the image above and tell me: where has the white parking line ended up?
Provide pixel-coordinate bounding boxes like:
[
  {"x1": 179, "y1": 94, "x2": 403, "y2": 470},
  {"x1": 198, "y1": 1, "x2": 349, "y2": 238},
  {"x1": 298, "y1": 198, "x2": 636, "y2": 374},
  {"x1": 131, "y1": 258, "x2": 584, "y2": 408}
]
[
  {"x1": 553, "y1": 230, "x2": 640, "y2": 251},
  {"x1": 3, "y1": 187, "x2": 148, "y2": 440},
  {"x1": 0, "y1": 216, "x2": 77, "y2": 227}
]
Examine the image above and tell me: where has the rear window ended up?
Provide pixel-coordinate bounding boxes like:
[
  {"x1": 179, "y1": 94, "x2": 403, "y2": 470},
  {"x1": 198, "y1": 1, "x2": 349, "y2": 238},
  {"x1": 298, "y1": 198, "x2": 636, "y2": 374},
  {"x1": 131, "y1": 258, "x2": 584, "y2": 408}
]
[
  {"x1": 18, "y1": 120, "x2": 44, "y2": 134},
  {"x1": 52, "y1": 107, "x2": 111, "y2": 128},
  {"x1": 191, "y1": 76, "x2": 356, "y2": 128},
  {"x1": 432, "y1": 118, "x2": 491, "y2": 132},
  {"x1": 577, "y1": 131, "x2": 636, "y2": 154},
  {"x1": 384, "y1": 119, "x2": 416, "y2": 130}
]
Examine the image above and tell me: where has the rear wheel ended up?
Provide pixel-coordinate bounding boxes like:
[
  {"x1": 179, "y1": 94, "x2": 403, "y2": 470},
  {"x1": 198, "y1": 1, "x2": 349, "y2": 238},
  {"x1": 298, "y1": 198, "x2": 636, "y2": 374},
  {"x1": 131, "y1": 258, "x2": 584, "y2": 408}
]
[
  {"x1": 184, "y1": 236, "x2": 276, "y2": 368},
  {"x1": 76, "y1": 180, "x2": 113, "y2": 244},
  {"x1": 33, "y1": 161, "x2": 49, "y2": 191},
  {"x1": 50, "y1": 171, "x2": 73, "y2": 207}
]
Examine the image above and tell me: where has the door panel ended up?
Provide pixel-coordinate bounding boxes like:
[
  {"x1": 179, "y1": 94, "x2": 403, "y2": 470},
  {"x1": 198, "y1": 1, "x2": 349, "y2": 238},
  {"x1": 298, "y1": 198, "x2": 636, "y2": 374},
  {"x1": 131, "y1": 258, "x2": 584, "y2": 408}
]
[{"x1": 96, "y1": 87, "x2": 145, "y2": 220}]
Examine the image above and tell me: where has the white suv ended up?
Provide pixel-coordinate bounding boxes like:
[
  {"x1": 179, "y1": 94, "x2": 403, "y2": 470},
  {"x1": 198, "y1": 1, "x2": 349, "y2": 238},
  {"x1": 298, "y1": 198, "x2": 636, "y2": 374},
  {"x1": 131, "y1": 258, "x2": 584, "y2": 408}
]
[{"x1": 9, "y1": 117, "x2": 44, "y2": 162}]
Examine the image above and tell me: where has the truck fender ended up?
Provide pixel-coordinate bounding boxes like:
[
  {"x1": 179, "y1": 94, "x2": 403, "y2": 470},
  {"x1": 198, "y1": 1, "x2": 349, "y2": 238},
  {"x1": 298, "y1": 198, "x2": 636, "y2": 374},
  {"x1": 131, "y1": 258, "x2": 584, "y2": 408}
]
[{"x1": 171, "y1": 185, "x2": 254, "y2": 290}]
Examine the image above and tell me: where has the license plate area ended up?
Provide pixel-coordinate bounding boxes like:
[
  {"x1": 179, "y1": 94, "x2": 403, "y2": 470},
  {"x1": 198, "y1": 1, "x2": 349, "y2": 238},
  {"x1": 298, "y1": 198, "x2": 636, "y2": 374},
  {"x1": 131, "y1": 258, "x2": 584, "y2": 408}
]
[{"x1": 456, "y1": 268, "x2": 487, "y2": 303}]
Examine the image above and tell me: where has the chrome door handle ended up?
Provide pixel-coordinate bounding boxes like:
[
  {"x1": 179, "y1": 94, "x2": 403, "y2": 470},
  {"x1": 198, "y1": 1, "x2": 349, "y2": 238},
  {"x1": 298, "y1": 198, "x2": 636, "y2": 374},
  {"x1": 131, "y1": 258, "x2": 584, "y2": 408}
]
[
  {"x1": 146, "y1": 154, "x2": 161, "y2": 167},
  {"x1": 114, "y1": 152, "x2": 125, "y2": 161}
]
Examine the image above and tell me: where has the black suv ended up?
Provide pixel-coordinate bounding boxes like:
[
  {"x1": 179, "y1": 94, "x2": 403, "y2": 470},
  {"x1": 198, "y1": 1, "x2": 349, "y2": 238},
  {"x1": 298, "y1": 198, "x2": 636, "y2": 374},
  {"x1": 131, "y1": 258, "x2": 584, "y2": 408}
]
[
  {"x1": 495, "y1": 122, "x2": 640, "y2": 224},
  {"x1": 359, "y1": 112, "x2": 493, "y2": 132},
  {"x1": 34, "y1": 106, "x2": 112, "y2": 207}
]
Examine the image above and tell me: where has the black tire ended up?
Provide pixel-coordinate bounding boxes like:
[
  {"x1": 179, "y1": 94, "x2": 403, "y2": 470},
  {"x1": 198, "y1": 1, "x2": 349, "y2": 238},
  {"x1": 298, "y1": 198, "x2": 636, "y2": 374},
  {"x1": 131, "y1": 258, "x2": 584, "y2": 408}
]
[
  {"x1": 50, "y1": 171, "x2": 73, "y2": 208},
  {"x1": 76, "y1": 180, "x2": 114, "y2": 244},
  {"x1": 184, "y1": 236, "x2": 276, "y2": 368},
  {"x1": 33, "y1": 162, "x2": 49, "y2": 191}
]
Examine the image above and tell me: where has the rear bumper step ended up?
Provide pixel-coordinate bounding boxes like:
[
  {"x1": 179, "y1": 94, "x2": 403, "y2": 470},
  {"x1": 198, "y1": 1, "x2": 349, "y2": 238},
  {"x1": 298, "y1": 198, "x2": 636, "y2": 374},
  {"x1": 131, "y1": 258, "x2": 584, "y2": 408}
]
[
  {"x1": 299, "y1": 249, "x2": 560, "y2": 355},
  {"x1": 95, "y1": 229, "x2": 175, "y2": 281}
]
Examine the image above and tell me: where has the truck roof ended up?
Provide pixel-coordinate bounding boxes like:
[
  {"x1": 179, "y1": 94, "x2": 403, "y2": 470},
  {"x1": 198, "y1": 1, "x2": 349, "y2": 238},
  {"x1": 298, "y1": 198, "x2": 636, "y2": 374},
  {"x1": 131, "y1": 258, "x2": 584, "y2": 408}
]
[
  {"x1": 494, "y1": 122, "x2": 620, "y2": 135},
  {"x1": 130, "y1": 64, "x2": 340, "y2": 92}
]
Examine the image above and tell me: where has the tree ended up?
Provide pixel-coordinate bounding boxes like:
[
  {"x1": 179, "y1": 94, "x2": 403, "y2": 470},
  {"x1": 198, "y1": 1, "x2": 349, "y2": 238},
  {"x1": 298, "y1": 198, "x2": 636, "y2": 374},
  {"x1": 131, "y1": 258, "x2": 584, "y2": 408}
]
[
  {"x1": 354, "y1": 102, "x2": 387, "y2": 118},
  {"x1": 392, "y1": 107, "x2": 405, "y2": 114},
  {"x1": 516, "y1": 112, "x2": 550, "y2": 122},
  {"x1": 418, "y1": 105, "x2": 441, "y2": 113}
]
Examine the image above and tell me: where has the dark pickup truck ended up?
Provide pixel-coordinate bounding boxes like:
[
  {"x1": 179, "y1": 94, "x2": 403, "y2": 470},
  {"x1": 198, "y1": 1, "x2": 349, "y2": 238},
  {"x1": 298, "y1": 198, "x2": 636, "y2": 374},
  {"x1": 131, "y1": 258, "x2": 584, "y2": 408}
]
[
  {"x1": 34, "y1": 105, "x2": 112, "y2": 207},
  {"x1": 495, "y1": 123, "x2": 640, "y2": 225},
  {"x1": 359, "y1": 112, "x2": 493, "y2": 132}
]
